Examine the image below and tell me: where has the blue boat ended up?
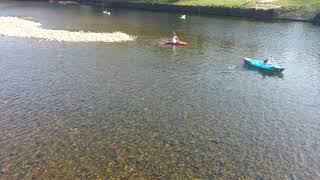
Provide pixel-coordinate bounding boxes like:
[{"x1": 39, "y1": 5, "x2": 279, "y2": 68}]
[{"x1": 244, "y1": 57, "x2": 285, "y2": 73}]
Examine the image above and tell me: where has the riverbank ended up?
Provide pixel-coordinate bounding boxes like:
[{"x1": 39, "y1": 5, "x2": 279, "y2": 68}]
[{"x1": 70, "y1": 0, "x2": 318, "y2": 22}]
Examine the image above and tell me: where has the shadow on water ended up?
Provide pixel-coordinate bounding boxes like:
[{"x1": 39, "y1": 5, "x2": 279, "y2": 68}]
[{"x1": 243, "y1": 64, "x2": 284, "y2": 78}]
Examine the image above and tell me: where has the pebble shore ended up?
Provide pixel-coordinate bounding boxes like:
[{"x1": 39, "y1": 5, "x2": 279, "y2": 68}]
[{"x1": 0, "y1": 16, "x2": 135, "y2": 42}]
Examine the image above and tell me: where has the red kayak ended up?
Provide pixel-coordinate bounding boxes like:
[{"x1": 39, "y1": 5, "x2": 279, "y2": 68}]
[{"x1": 163, "y1": 39, "x2": 188, "y2": 46}]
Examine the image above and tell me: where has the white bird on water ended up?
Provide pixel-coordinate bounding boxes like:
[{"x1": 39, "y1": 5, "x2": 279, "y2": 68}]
[
  {"x1": 103, "y1": 10, "x2": 111, "y2": 15},
  {"x1": 180, "y1": 15, "x2": 186, "y2": 19}
]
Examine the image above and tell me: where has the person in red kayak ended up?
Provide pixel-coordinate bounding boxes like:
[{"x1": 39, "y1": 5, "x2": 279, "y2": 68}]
[
  {"x1": 172, "y1": 32, "x2": 179, "y2": 44},
  {"x1": 172, "y1": 35, "x2": 179, "y2": 44}
]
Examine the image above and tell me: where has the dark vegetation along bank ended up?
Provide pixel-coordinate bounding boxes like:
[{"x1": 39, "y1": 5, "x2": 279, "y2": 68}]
[
  {"x1": 314, "y1": 12, "x2": 320, "y2": 23},
  {"x1": 23, "y1": 0, "x2": 320, "y2": 22}
]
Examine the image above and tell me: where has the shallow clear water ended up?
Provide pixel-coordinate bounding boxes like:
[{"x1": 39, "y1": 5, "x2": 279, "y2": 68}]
[{"x1": 0, "y1": 1, "x2": 320, "y2": 179}]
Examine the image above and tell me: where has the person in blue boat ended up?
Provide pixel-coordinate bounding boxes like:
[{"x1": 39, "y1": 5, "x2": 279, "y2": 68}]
[{"x1": 264, "y1": 58, "x2": 269, "y2": 64}]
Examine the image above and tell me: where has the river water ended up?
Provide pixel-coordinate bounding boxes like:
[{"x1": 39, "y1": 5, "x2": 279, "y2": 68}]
[{"x1": 0, "y1": 1, "x2": 320, "y2": 179}]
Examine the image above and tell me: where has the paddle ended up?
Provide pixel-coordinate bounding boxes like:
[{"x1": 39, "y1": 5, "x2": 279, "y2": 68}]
[
  {"x1": 173, "y1": 31, "x2": 177, "y2": 37},
  {"x1": 270, "y1": 57, "x2": 279, "y2": 67}
]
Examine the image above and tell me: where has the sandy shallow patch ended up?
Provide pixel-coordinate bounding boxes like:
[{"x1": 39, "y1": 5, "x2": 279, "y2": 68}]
[{"x1": 0, "y1": 16, "x2": 135, "y2": 42}]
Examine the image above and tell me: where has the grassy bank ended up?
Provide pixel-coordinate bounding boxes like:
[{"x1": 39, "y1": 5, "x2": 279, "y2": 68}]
[
  {"x1": 275, "y1": 0, "x2": 320, "y2": 7},
  {"x1": 274, "y1": 0, "x2": 320, "y2": 20},
  {"x1": 123, "y1": 0, "x2": 253, "y2": 8},
  {"x1": 174, "y1": 0, "x2": 251, "y2": 8},
  {"x1": 121, "y1": 0, "x2": 320, "y2": 8},
  {"x1": 114, "y1": 0, "x2": 320, "y2": 20},
  {"x1": 71, "y1": 0, "x2": 320, "y2": 21}
]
